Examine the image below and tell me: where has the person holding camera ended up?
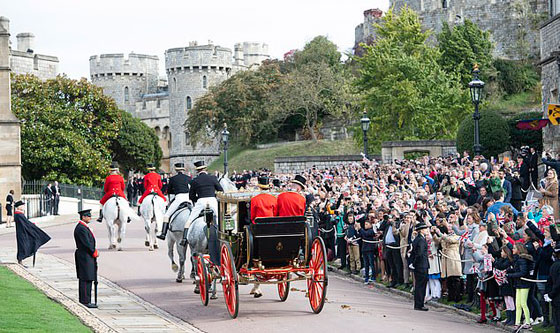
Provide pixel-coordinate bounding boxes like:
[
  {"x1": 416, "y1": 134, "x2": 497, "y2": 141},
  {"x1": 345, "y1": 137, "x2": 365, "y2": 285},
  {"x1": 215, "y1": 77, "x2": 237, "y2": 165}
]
[{"x1": 379, "y1": 211, "x2": 403, "y2": 288}]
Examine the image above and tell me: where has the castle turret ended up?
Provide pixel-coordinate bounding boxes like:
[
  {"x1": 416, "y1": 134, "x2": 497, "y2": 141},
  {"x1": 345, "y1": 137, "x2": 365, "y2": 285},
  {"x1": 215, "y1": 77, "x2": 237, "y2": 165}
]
[
  {"x1": 241, "y1": 42, "x2": 269, "y2": 67},
  {"x1": 234, "y1": 43, "x2": 244, "y2": 66},
  {"x1": 89, "y1": 53, "x2": 159, "y2": 114},
  {"x1": 165, "y1": 42, "x2": 232, "y2": 169}
]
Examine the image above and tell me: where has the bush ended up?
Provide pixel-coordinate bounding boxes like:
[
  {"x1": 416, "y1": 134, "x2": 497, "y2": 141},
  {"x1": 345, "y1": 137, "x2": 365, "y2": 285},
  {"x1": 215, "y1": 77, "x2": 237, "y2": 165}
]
[
  {"x1": 508, "y1": 111, "x2": 543, "y2": 151},
  {"x1": 456, "y1": 109, "x2": 510, "y2": 158},
  {"x1": 494, "y1": 59, "x2": 540, "y2": 95}
]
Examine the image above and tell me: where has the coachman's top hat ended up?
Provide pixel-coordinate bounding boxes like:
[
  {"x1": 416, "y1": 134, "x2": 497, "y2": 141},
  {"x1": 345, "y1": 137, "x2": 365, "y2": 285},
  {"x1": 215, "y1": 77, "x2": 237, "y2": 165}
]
[
  {"x1": 194, "y1": 160, "x2": 207, "y2": 171},
  {"x1": 291, "y1": 175, "x2": 306, "y2": 188},
  {"x1": 147, "y1": 163, "x2": 156, "y2": 171},
  {"x1": 110, "y1": 161, "x2": 119, "y2": 171},
  {"x1": 257, "y1": 176, "x2": 270, "y2": 189},
  {"x1": 174, "y1": 162, "x2": 185, "y2": 171},
  {"x1": 14, "y1": 200, "x2": 25, "y2": 208}
]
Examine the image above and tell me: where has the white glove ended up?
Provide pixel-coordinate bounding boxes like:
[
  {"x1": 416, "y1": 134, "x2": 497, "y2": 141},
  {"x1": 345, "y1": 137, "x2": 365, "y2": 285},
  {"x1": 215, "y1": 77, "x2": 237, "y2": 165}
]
[
  {"x1": 543, "y1": 151, "x2": 547, "y2": 159},
  {"x1": 544, "y1": 294, "x2": 552, "y2": 302},
  {"x1": 409, "y1": 264, "x2": 415, "y2": 270}
]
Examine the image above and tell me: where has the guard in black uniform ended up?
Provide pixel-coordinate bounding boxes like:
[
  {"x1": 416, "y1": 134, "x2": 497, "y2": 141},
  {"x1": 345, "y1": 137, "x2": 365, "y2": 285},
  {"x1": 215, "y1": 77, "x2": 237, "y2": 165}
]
[
  {"x1": 410, "y1": 222, "x2": 430, "y2": 311},
  {"x1": 158, "y1": 163, "x2": 192, "y2": 240},
  {"x1": 74, "y1": 209, "x2": 98, "y2": 308},
  {"x1": 180, "y1": 161, "x2": 223, "y2": 265}
]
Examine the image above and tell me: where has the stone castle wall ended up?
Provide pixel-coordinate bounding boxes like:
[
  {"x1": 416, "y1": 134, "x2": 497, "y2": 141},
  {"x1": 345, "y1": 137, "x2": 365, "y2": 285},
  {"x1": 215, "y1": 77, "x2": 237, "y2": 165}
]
[
  {"x1": 354, "y1": 9, "x2": 384, "y2": 55},
  {"x1": 10, "y1": 32, "x2": 58, "y2": 80},
  {"x1": 540, "y1": 13, "x2": 560, "y2": 152},
  {"x1": 389, "y1": 0, "x2": 549, "y2": 60},
  {"x1": 274, "y1": 155, "x2": 364, "y2": 174},
  {"x1": 165, "y1": 43, "x2": 232, "y2": 169}
]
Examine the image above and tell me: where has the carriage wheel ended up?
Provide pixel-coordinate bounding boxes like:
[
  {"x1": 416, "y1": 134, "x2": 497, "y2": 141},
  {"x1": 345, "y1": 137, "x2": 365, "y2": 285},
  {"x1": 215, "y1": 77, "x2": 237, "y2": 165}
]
[
  {"x1": 278, "y1": 273, "x2": 290, "y2": 302},
  {"x1": 307, "y1": 237, "x2": 328, "y2": 314},
  {"x1": 220, "y1": 243, "x2": 239, "y2": 319},
  {"x1": 196, "y1": 254, "x2": 209, "y2": 306}
]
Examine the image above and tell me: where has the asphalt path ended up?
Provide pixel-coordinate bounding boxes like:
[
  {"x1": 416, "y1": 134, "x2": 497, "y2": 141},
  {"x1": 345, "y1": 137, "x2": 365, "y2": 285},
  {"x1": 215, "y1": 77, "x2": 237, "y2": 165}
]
[{"x1": 0, "y1": 219, "x2": 501, "y2": 333}]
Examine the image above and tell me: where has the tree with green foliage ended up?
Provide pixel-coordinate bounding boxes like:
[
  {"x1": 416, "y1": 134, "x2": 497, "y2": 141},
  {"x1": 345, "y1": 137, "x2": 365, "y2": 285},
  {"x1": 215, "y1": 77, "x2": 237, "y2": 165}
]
[
  {"x1": 493, "y1": 59, "x2": 540, "y2": 95},
  {"x1": 111, "y1": 111, "x2": 162, "y2": 173},
  {"x1": 354, "y1": 8, "x2": 470, "y2": 152},
  {"x1": 456, "y1": 109, "x2": 510, "y2": 158},
  {"x1": 11, "y1": 74, "x2": 121, "y2": 186},
  {"x1": 507, "y1": 111, "x2": 543, "y2": 151},
  {"x1": 437, "y1": 20, "x2": 494, "y2": 86}
]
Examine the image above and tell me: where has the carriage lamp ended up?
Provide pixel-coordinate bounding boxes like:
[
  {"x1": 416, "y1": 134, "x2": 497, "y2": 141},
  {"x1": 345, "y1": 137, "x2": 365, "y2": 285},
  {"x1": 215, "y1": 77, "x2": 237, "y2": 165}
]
[
  {"x1": 468, "y1": 64, "x2": 485, "y2": 156},
  {"x1": 360, "y1": 110, "x2": 370, "y2": 159},
  {"x1": 221, "y1": 124, "x2": 230, "y2": 175}
]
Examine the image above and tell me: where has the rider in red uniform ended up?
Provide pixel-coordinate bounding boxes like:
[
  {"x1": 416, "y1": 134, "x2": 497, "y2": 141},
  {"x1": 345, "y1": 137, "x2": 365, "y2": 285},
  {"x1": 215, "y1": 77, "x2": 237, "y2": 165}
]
[
  {"x1": 277, "y1": 175, "x2": 306, "y2": 217},
  {"x1": 97, "y1": 162, "x2": 126, "y2": 222},
  {"x1": 138, "y1": 163, "x2": 166, "y2": 204},
  {"x1": 250, "y1": 176, "x2": 277, "y2": 223}
]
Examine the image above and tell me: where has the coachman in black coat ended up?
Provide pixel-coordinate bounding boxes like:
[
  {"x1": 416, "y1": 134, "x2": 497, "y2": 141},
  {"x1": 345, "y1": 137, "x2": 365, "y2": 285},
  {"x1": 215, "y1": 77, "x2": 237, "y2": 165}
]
[
  {"x1": 410, "y1": 223, "x2": 430, "y2": 311},
  {"x1": 74, "y1": 209, "x2": 98, "y2": 308},
  {"x1": 14, "y1": 201, "x2": 51, "y2": 265}
]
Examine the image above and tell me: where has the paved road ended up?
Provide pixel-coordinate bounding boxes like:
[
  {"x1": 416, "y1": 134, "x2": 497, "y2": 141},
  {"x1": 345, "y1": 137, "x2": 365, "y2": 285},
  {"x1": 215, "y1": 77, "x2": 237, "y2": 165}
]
[{"x1": 0, "y1": 219, "x2": 501, "y2": 333}]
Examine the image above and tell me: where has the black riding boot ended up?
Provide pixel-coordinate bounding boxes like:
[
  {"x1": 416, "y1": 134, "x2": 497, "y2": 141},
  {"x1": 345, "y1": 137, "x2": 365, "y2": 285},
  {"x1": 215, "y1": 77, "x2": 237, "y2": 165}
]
[
  {"x1": 179, "y1": 228, "x2": 189, "y2": 247},
  {"x1": 157, "y1": 223, "x2": 169, "y2": 240},
  {"x1": 96, "y1": 209, "x2": 103, "y2": 222}
]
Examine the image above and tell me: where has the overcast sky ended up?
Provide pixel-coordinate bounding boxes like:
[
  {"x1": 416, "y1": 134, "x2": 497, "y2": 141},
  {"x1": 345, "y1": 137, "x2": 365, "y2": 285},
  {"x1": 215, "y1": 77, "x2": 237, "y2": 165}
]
[{"x1": 4, "y1": 0, "x2": 390, "y2": 79}]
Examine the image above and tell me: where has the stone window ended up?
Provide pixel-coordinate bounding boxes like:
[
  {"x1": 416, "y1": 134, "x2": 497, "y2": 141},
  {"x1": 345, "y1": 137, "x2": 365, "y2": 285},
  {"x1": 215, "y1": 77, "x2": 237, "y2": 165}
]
[
  {"x1": 168, "y1": 132, "x2": 172, "y2": 149},
  {"x1": 143, "y1": 100, "x2": 147, "y2": 109},
  {"x1": 202, "y1": 75, "x2": 207, "y2": 89},
  {"x1": 124, "y1": 87, "x2": 129, "y2": 102},
  {"x1": 442, "y1": 0, "x2": 448, "y2": 9},
  {"x1": 157, "y1": 99, "x2": 161, "y2": 109},
  {"x1": 33, "y1": 55, "x2": 39, "y2": 70},
  {"x1": 186, "y1": 96, "x2": 192, "y2": 110},
  {"x1": 185, "y1": 131, "x2": 190, "y2": 145},
  {"x1": 163, "y1": 126, "x2": 169, "y2": 139},
  {"x1": 173, "y1": 77, "x2": 177, "y2": 92},
  {"x1": 155, "y1": 126, "x2": 161, "y2": 137},
  {"x1": 552, "y1": 89, "x2": 559, "y2": 104}
]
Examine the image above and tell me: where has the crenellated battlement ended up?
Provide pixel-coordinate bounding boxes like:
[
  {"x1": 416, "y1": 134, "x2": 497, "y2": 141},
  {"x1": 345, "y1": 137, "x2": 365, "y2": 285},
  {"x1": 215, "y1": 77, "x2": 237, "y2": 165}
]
[
  {"x1": 89, "y1": 52, "x2": 159, "y2": 77},
  {"x1": 164, "y1": 43, "x2": 232, "y2": 72}
]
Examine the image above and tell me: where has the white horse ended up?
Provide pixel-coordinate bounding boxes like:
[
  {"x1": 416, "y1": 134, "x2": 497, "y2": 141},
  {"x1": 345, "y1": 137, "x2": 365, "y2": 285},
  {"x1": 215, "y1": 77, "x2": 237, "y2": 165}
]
[
  {"x1": 103, "y1": 196, "x2": 142, "y2": 251},
  {"x1": 167, "y1": 204, "x2": 190, "y2": 282},
  {"x1": 140, "y1": 193, "x2": 166, "y2": 251}
]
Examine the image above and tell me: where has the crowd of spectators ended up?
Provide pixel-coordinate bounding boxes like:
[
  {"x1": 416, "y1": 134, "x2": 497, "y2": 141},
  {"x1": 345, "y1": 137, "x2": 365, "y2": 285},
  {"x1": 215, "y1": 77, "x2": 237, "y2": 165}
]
[{"x1": 244, "y1": 147, "x2": 560, "y2": 331}]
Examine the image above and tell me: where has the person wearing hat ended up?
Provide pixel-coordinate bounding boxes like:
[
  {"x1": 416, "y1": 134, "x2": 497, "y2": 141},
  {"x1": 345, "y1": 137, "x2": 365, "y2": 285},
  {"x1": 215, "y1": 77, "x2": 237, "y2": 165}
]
[
  {"x1": 97, "y1": 161, "x2": 127, "y2": 223},
  {"x1": 277, "y1": 175, "x2": 306, "y2": 217},
  {"x1": 138, "y1": 163, "x2": 166, "y2": 205},
  {"x1": 157, "y1": 163, "x2": 192, "y2": 240},
  {"x1": 545, "y1": 242, "x2": 560, "y2": 332},
  {"x1": 74, "y1": 209, "x2": 99, "y2": 308},
  {"x1": 409, "y1": 222, "x2": 430, "y2": 311},
  {"x1": 180, "y1": 160, "x2": 223, "y2": 265},
  {"x1": 250, "y1": 176, "x2": 277, "y2": 224},
  {"x1": 14, "y1": 200, "x2": 51, "y2": 267}
]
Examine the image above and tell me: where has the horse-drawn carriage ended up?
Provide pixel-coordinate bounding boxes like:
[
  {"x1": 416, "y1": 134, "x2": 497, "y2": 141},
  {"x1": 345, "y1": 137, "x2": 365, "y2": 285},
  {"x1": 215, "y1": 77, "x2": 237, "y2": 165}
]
[{"x1": 195, "y1": 191, "x2": 328, "y2": 318}]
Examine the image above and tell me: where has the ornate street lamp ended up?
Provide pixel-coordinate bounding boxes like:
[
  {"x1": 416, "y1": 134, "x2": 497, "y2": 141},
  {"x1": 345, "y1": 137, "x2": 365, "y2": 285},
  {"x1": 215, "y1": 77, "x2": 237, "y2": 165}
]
[
  {"x1": 468, "y1": 64, "x2": 485, "y2": 157},
  {"x1": 221, "y1": 124, "x2": 230, "y2": 175},
  {"x1": 360, "y1": 110, "x2": 371, "y2": 159}
]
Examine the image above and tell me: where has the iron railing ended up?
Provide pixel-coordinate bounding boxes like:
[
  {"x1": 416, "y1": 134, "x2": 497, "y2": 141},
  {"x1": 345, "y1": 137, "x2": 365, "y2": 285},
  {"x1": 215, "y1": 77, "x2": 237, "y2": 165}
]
[{"x1": 21, "y1": 180, "x2": 103, "y2": 218}]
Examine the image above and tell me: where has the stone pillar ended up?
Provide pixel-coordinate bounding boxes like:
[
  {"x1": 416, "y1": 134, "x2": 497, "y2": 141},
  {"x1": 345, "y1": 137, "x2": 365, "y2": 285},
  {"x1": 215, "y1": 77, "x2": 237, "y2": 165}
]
[{"x1": 0, "y1": 17, "x2": 22, "y2": 209}]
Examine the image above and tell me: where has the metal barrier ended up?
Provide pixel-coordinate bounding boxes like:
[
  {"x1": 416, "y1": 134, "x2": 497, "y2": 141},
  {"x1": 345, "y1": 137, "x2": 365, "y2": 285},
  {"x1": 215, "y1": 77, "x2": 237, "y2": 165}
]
[{"x1": 22, "y1": 180, "x2": 103, "y2": 218}]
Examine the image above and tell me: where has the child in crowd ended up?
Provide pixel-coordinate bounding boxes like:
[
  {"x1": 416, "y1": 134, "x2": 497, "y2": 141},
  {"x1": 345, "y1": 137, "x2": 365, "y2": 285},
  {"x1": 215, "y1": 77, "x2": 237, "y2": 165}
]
[{"x1": 356, "y1": 219, "x2": 376, "y2": 284}]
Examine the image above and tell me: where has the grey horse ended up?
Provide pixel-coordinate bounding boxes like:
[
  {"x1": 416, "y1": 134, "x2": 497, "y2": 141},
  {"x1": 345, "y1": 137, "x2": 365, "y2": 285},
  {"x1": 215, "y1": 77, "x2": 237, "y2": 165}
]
[{"x1": 167, "y1": 205, "x2": 190, "y2": 282}]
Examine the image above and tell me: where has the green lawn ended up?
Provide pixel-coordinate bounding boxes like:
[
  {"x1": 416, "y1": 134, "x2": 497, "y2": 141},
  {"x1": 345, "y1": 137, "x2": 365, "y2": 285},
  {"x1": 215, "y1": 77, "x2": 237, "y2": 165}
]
[
  {"x1": 209, "y1": 139, "x2": 362, "y2": 172},
  {"x1": 0, "y1": 265, "x2": 91, "y2": 333}
]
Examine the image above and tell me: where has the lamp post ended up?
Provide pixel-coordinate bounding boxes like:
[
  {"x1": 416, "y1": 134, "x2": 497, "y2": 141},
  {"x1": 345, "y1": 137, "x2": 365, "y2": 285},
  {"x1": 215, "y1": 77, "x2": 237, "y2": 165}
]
[
  {"x1": 468, "y1": 64, "x2": 485, "y2": 157},
  {"x1": 360, "y1": 110, "x2": 371, "y2": 159},
  {"x1": 221, "y1": 124, "x2": 230, "y2": 175}
]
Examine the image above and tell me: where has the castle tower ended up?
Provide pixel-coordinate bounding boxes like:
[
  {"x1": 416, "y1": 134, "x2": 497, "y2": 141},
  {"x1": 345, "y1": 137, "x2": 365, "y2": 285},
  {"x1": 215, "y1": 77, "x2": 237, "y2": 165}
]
[
  {"x1": 165, "y1": 42, "x2": 232, "y2": 170},
  {"x1": 89, "y1": 53, "x2": 159, "y2": 115},
  {"x1": 0, "y1": 17, "x2": 22, "y2": 205},
  {"x1": 241, "y1": 42, "x2": 270, "y2": 67},
  {"x1": 354, "y1": 9, "x2": 384, "y2": 56},
  {"x1": 16, "y1": 32, "x2": 34, "y2": 52}
]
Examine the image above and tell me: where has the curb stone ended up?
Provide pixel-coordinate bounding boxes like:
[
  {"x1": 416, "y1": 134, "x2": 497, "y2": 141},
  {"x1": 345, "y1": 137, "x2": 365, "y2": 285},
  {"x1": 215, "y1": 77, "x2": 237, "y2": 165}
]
[
  {"x1": 328, "y1": 265, "x2": 511, "y2": 332},
  {"x1": 4, "y1": 263, "x2": 116, "y2": 333}
]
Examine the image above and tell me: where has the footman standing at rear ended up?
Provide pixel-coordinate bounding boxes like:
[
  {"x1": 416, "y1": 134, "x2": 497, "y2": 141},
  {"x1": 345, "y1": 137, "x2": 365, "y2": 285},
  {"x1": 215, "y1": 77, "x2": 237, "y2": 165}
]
[
  {"x1": 410, "y1": 222, "x2": 430, "y2": 311},
  {"x1": 74, "y1": 209, "x2": 99, "y2": 308},
  {"x1": 277, "y1": 175, "x2": 306, "y2": 217}
]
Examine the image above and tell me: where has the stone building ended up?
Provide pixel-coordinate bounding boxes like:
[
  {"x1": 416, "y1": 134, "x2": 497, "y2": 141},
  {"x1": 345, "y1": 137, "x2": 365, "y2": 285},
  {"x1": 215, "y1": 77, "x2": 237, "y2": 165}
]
[
  {"x1": 0, "y1": 17, "x2": 22, "y2": 208},
  {"x1": 90, "y1": 41, "x2": 269, "y2": 172},
  {"x1": 354, "y1": 9, "x2": 384, "y2": 56},
  {"x1": 377, "y1": 0, "x2": 551, "y2": 60},
  {"x1": 11, "y1": 32, "x2": 58, "y2": 79},
  {"x1": 540, "y1": 3, "x2": 560, "y2": 151}
]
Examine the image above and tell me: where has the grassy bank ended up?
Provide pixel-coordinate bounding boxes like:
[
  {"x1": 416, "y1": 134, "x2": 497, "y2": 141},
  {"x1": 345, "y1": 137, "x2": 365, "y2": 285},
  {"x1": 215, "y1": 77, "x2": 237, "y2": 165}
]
[
  {"x1": 209, "y1": 139, "x2": 362, "y2": 172},
  {"x1": 0, "y1": 265, "x2": 91, "y2": 332}
]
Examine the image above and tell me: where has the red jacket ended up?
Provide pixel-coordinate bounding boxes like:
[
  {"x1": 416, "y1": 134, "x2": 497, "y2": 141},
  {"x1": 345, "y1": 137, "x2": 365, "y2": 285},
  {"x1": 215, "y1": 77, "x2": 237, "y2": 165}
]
[
  {"x1": 250, "y1": 193, "x2": 278, "y2": 223},
  {"x1": 277, "y1": 191, "x2": 306, "y2": 217},
  {"x1": 99, "y1": 174, "x2": 126, "y2": 204},
  {"x1": 138, "y1": 172, "x2": 166, "y2": 203}
]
